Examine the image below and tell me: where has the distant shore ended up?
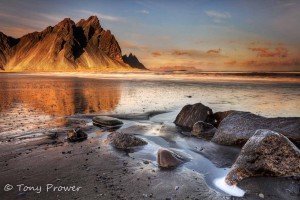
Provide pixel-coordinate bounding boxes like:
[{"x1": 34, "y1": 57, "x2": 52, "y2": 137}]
[{"x1": 1, "y1": 71, "x2": 300, "y2": 84}]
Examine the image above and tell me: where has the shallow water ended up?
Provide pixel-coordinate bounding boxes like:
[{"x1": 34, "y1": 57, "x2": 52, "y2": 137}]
[{"x1": 0, "y1": 74, "x2": 300, "y2": 197}]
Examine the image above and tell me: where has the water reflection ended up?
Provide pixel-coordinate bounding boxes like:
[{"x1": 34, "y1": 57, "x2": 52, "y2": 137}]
[{"x1": 0, "y1": 76, "x2": 121, "y2": 116}]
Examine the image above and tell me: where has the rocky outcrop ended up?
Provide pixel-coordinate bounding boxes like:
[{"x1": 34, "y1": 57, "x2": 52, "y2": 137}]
[
  {"x1": 92, "y1": 116, "x2": 123, "y2": 129},
  {"x1": 67, "y1": 128, "x2": 88, "y2": 142},
  {"x1": 213, "y1": 110, "x2": 236, "y2": 127},
  {"x1": 157, "y1": 148, "x2": 183, "y2": 169},
  {"x1": 174, "y1": 103, "x2": 214, "y2": 131},
  {"x1": 226, "y1": 130, "x2": 300, "y2": 185},
  {"x1": 107, "y1": 132, "x2": 147, "y2": 150},
  {"x1": 0, "y1": 32, "x2": 19, "y2": 69},
  {"x1": 122, "y1": 53, "x2": 147, "y2": 69},
  {"x1": 211, "y1": 111, "x2": 300, "y2": 146},
  {"x1": 191, "y1": 121, "x2": 217, "y2": 140},
  {"x1": 0, "y1": 16, "x2": 145, "y2": 71}
]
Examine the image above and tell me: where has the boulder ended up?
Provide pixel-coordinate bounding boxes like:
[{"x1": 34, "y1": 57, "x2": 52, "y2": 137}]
[
  {"x1": 157, "y1": 148, "x2": 183, "y2": 169},
  {"x1": 93, "y1": 116, "x2": 123, "y2": 129},
  {"x1": 191, "y1": 121, "x2": 217, "y2": 140},
  {"x1": 67, "y1": 128, "x2": 87, "y2": 142},
  {"x1": 174, "y1": 103, "x2": 214, "y2": 130},
  {"x1": 213, "y1": 110, "x2": 236, "y2": 127},
  {"x1": 226, "y1": 129, "x2": 300, "y2": 185},
  {"x1": 107, "y1": 132, "x2": 147, "y2": 150},
  {"x1": 211, "y1": 111, "x2": 300, "y2": 146}
]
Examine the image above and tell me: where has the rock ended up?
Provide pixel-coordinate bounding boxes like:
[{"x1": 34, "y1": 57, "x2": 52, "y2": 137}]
[
  {"x1": 157, "y1": 148, "x2": 182, "y2": 169},
  {"x1": 47, "y1": 132, "x2": 58, "y2": 139},
  {"x1": 174, "y1": 103, "x2": 214, "y2": 131},
  {"x1": 107, "y1": 132, "x2": 147, "y2": 150},
  {"x1": 191, "y1": 121, "x2": 217, "y2": 140},
  {"x1": 259, "y1": 193, "x2": 264, "y2": 198},
  {"x1": 213, "y1": 110, "x2": 236, "y2": 127},
  {"x1": 67, "y1": 128, "x2": 87, "y2": 142},
  {"x1": 226, "y1": 130, "x2": 300, "y2": 185},
  {"x1": 212, "y1": 111, "x2": 300, "y2": 146},
  {"x1": 122, "y1": 53, "x2": 147, "y2": 70},
  {"x1": 93, "y1": 116, "x2": 123, "y2": 129}
]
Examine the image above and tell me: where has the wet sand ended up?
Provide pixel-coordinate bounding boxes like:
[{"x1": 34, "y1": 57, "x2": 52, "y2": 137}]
[{"x1": 0, "y1": 73, "x2": 299, "y2": 199}]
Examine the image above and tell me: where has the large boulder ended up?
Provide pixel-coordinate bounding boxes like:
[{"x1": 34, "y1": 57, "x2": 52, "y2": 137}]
[
  {"x1": 213, "y1": 110, "x2": 236, "y2": 127},
  {"x1": 157, "y1": 148, "x2": 183, "y2": 169},
  {"x1": 226, "y1": 129, "x2": 300, "y2": 185},
  {"x1": 107, "y1": 132, "x2": 147, "y2": 150},
  {"x1": 174, "y1": 103, "x2": 214, "y2": 130},
  {"x1": 212, "y1": 111, "x2": 300, "y2": 146},
  {"x1": 67, "y1": 128, "x2": 87, "y2": 142},
  {"x1": 93, "y1": 116, "x2": 123, "y2": 129},
  {"x1": 191, "y1": 121, "x2": 217, "y2": 140}
]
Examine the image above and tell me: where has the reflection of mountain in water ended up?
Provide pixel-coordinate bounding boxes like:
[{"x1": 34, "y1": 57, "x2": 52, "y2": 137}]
[{"x1": 0, "y1": 76, "x2": 121, "y2": 115}]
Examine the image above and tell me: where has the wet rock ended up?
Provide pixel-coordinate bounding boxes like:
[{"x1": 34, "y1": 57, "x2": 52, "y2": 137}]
[
  {"x1": 157, "y1": 148, "x2": 182, "y2": 169},
  {"x1": 93, "y1": 116, "x2": 123, "y2": 129},
  {"x1": 226, "y1": 130, "x2": 300, "y2": 185},
  {"x1": 47, "y1": 132, "x2": 58, "y2": 139},
  {"x1": 191, "y1": 121, "x2": 217, "y2": 140},
  {"x1": 236, "y1": 176, "x2": 300, "y2": 200},
  {"x1": 174, "y1": 103, "x2": 214, "y2": 130},
  {"x1": 213, "y1": 110, "x2": 236, "y2": 127},
  {"x1": 212, "y1": 111, "x2": 300, "y2": 146},
  {"x1": 107, "y1": 132, "x2": 147, "y2": 150},
  {"x1": 67, "y1": 128, "x2": 87, "y2": 142}
]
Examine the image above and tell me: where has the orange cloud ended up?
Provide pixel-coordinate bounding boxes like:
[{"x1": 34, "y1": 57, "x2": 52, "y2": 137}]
[
  {"x1": 249, "y1": 46, "x2": 288, "y2": 58},
  {"x1": 206, "y1": 48, "x2": 221, "y2": 55},
  {"x1": 151, "y1": 51, "x2": 162, "y2": 57},
  {"x1": 242, "y1": 59, "x2": 299, "y2": 68},
  {"x1": 171, "y1": 50, "x2": 190, "y2": 56},
  {"x1": 170, "y1": 49, "x2": 223, "y2": 58},
  {"x1": 224, "y1": 60, "x2": 237, "y2": 65}
]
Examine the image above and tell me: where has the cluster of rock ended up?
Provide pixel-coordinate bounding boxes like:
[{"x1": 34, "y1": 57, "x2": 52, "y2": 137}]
[
  {"x1": 91, "y1": 115, "x2": 184, "y2": 169},
  {"x1": 174, "y1": 103, "x2": 300, "y2": 185},
  {"x1": 66, "y1": 103, "x2": 300, "y2": 183}
]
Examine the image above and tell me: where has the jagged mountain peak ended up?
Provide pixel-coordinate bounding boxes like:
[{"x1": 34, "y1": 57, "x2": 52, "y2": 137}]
[
  {"x1": 77, "y1": 15, "x2": 101, "y2": 29},
  {"x1": 122, "y1": 53, "x2": 147, "y2": 70},
  {"x1": 0, "y1": 16, "x2": 146, "y2": 71}
]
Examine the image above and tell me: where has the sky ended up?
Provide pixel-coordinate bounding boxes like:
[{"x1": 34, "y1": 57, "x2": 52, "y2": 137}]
[{"x1": 0, "y1": 0, "x2": 299, "y2": 71}]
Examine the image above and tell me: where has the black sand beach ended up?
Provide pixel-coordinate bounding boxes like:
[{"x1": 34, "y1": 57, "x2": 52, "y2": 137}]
[{"x1": 0, "y1": 73, "x2": 299, "y2": 200}]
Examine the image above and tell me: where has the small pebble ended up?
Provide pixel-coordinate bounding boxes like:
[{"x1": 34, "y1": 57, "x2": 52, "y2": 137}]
[{"x1": 259, "y1": 193, "x2": 264, "y2": 198}]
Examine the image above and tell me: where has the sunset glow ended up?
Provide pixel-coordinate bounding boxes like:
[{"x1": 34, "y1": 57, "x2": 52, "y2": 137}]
[{"x1": 0, "y1": 0, "x2": 299, "y2": 71}]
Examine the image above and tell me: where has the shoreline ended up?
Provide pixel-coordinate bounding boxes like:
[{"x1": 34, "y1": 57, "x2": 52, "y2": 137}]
[{"x1": 1, "y1": 71, "x2": 300, "y2": 84}]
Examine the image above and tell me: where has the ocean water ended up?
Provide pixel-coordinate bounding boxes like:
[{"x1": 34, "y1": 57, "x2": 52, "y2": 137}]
[{"x1": 1, "y1": 74, "x2": 299, "y2": 118}]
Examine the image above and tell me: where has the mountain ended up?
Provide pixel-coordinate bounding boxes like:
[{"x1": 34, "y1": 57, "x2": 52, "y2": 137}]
[
  {"x1": 122, "y1": 53, "x2": 147, "y2": 70},
  {"x1": 0, "y1": 16, "x2": 146, "y2": 71}
]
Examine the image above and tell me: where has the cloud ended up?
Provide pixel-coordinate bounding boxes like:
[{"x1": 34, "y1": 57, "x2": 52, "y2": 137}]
[
  {"x1": 120, "y1": 40, "x2": 149, "y2": 51},
  {"x1": 152, "y1": 51, "x2": 162, "y2": 57},
  {"x1": 170, "y1": 49, "x2": 223, "y2": 58},
  {"x1": 77, "y1": 10, "x2": 124, "y2": 22},
  {"x1": 242, "y1": 59, "x2": 300, "y2": 68},
  {"x1": 205, "y1": 10, "x2": 231, "y2": 23},
  {"x1": 249, "y1": 46, "x2": 288, "y2": 58},
  {"x1": 224, "y1": 60, "x2": 237, "y2": 65},
  {"x1": 137, "y1": 10, "x2": 150, "y2": 15},
  {"x1": 206, "y1": 48, "x2": 221, "y2": 55}
]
